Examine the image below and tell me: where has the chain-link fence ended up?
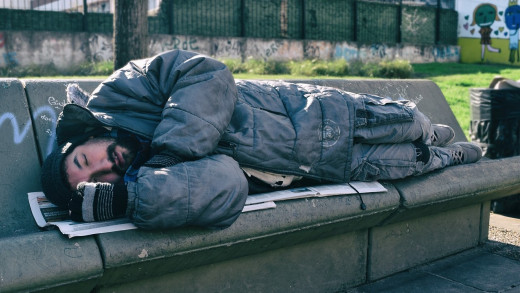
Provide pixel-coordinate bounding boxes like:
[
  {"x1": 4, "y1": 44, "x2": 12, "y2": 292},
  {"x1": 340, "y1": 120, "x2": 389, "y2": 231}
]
[
  {"x1": 0, "y1": 0, "x2": 113, "y2": 32},
  {"x1": 0, "y1": 0, "x2": 458, "y2": 45}
]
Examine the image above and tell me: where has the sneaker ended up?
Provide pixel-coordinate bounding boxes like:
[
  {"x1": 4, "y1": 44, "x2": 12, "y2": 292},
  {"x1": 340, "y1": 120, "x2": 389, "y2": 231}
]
[
  {"x1": 430, "y1": 124, "x2": 455, "y2": 147},
  {"x1": 445, "y1": 142, "x2": 483, "y2": 165}
]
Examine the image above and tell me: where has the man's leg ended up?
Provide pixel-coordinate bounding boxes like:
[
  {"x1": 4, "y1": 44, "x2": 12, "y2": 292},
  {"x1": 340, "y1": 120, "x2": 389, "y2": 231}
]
[
  {"x1": 349, "y1": 141, "x2": 482, "y2": 181},
  {"x1": 352, "y1": 94, "x2": 446, "y2": 145}
]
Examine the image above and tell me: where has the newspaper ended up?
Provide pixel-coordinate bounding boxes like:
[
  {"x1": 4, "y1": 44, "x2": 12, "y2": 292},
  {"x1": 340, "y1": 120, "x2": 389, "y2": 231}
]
[
  {"x1": 243, "y1": 181, "x2": 387, "y2": 210},
  {"x1": 29, "y1": 181, "x2": 386, "y2": 238},
  {"x1": 28, "y1": 192, "x2": 138, "y2": 238}
]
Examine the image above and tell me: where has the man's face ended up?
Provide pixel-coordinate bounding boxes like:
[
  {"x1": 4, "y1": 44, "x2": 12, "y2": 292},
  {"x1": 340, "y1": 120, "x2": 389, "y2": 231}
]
[{"x1": 64, "y1": 137, "x2": 138, "y2": 190}]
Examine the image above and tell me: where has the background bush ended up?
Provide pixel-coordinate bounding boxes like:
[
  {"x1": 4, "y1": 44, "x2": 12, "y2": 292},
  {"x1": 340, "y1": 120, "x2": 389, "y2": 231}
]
[
  {"x1": 288, "y1": 59, "x2": 349, "y2": 76},
  {"x1": 0, "y1": 61, "x2": 114, "y2": 77},
  {"x1": 220, "y1": 58, "x2": 411, "y2": 78},
  {"x1": 0, "y1": 58, "x2": 413, "y2": 79},
  {"x1": 375, "y1": 59, "x2": 413, "y2": 78}
]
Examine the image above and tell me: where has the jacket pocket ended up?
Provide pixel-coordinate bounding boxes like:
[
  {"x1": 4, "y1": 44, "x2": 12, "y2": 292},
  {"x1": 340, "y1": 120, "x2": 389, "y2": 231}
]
[{"x1": 355, "y1": 94, "x2": 414, "y2": 128}]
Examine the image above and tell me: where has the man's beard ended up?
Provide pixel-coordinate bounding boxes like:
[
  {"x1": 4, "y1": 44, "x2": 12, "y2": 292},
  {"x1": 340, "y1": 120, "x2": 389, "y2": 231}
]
[{"x1": 107, "y1": 136, "x2": 141, "y2": 176}]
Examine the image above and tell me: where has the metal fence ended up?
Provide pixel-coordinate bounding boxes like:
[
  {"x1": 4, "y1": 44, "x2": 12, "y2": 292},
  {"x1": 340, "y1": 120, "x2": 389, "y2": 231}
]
[
  {"x1": 0, "y1": 0, "x2": 113, "y2": 32},
  {"x1": 0, "y1": 0, "x2": 458, "y2": 45}
]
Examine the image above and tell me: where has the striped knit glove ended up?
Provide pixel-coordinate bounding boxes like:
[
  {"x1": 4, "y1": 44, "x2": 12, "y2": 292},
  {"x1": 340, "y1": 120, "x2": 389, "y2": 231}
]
[{"x1": 69, "y1": 182, "x2": 128, "y2": 222}]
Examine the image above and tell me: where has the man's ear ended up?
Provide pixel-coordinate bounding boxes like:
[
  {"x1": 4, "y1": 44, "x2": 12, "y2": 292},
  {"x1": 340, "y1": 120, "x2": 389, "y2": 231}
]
[{"x1": 66, "y1": 83, "x2": 90, "y2": 107}]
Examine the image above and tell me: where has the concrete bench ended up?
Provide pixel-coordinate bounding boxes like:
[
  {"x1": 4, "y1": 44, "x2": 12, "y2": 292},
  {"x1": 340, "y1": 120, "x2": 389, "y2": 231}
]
[{"x1": 1, "y1": 78, "x2": 519, "y2": 292}]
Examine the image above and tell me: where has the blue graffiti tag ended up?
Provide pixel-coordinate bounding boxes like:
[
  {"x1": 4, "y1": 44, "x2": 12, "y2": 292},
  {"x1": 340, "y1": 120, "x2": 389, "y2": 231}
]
[
  {"x1": 3, "y1": 52, "x2": 19, "y2": 67},
  {"x1": 0, "y1": 105, "x2": 57, "y2": 156}
]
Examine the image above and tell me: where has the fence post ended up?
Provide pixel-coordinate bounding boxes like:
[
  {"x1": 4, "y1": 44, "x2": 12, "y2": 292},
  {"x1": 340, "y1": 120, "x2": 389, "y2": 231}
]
[
  {"x1": 397, "y1": 0, "x2": 402, "y2": 43},
  {"x1": 239, "y1": 0, "x2": 245, "y2": 37},
  {"x1": 163, "y1": 0, "x2": 173, "y2": 35},
  {"x1": 435, "y1": 0, "x2": 441, "y2": 44},
  {"x1": 82, "y1": 0, "x2": 88, "y2": 32},
  {"x1": 300, "y1": 0, "x2": 305, "y2": 39},
  {"x1": 353, "y1": 0, "x2": 357, "y2": 42}
]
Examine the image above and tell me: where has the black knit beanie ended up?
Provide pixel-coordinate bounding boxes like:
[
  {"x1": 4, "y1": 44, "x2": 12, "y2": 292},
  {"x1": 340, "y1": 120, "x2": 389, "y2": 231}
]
[{"x1": 40, "y1": 138, "x2": 87, "y2": 208}]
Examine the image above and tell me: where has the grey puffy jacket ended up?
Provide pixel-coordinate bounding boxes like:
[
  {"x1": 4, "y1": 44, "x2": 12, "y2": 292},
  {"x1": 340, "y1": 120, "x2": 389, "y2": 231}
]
[{"x1": 55, "y1": 50, "x2": 357, "y2": 230}]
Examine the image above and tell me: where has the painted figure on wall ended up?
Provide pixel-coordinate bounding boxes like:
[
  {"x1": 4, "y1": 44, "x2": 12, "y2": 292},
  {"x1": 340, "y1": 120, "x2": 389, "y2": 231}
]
[
  {"x1": 472, "y1": 3, "x2": 501, "y2": 60},
  {"x1": 505, "y1": 2, "x2": 520, "y2": 62}
]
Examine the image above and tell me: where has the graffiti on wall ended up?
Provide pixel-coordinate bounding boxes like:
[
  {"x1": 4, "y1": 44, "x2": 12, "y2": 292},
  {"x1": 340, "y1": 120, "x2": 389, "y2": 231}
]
[
  {"x1": 458, "y1": 0, "x2": 520, "y2": 64},
  {"x1": 473, "y1": 3, "x2": 502, "y2": 60},
  {"x1": 88, "y1": 35, "x2": 112, "y2": 62},
  {"x1": 334, "y1": 43, "x2": 359, "y2": 61},
  {"x1": 0, "y1": 32, "x2": 19, "y2": 67},
  {"x1": 150, "y1": 36, "x2": 201, "y2": 56},
  {"x1": 0, "y1": 31, "x2": 463, "y2": 70},
  {"x1": 368, "y1": 44, "x2": 390, "y2": 59},
  {"x1": 213, "y1": 39, "x2": 241, "y2": 59},
  {"x1": 505, "y1": 3, "x2": 520, "y2": 62},
  {"x1": 244, "y1": 39, "x2": 302, "y2": 61}
]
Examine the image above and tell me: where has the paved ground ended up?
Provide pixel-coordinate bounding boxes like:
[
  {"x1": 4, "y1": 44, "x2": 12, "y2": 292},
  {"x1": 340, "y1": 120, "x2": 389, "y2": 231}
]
[
  {"x1": 487, "y1": 213, "x2": 520, "y2": 262},
  {"x1": 349, "y1": 212, "x2": 520, "y2": 292}
]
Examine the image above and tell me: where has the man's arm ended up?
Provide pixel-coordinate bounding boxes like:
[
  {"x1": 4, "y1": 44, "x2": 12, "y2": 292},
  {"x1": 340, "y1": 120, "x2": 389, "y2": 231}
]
[
  {"x1": 127, "y1": 154, "x2": 248, "y2": 230},
  {"x1": 87, "y1": 50, "x2": 238, "y2": 159}
]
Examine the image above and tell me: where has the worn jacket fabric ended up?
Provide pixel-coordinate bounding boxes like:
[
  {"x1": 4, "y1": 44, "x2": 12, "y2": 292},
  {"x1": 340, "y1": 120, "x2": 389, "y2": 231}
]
[{"x1": 55, "y1": 49, "x2": 359, "y2": 230}]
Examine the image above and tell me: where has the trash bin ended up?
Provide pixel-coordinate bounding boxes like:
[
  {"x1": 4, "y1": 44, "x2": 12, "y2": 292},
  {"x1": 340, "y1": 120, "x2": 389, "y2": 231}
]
[
  {"x1": 470, "y1": 88, "x2": 520, "y2": 158},
  {"x1": 470, "y1": 87, "x2": 520, "y2": 213}
]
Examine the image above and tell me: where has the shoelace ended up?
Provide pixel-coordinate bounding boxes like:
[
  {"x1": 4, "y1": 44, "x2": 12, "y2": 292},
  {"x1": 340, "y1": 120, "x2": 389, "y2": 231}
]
[
  {"x1": 431, "y1": 128, "x2": 446, "y2": 145},
  {"x1": 430, "y1": 126, "x2": 454, "y2": 147},
  {"x1": 431, "y1": 132, "x2": 439, "y2": 144},
  {"x1": 450, "y1": 148, "x2": 465, "y2": 165}
]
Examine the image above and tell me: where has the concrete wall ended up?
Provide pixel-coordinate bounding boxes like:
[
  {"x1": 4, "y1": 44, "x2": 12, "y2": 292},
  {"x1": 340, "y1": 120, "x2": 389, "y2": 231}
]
[{"x1": 0, "y1": 30, "x2": 460, "y2": 71}]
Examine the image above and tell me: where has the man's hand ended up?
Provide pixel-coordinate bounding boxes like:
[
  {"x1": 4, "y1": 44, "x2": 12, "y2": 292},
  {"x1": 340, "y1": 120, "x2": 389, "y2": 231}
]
[{"x1": 68, "y1": 182, "x2": 128, "y2": 222}]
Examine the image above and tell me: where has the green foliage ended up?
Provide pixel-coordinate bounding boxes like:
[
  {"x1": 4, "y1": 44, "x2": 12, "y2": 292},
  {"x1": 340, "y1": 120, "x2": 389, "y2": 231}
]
[
  {"x1": 220, "y1": 59, "x2": 247, "y2": 74},
  {"x1": 348, "y1": 59, "x2": 378, "y2": 77},
  {"x1": 222, "y1": 58, "x2": 352, "y2": 77},
  {"x1": 376, "y1": 59, "x2": 413, "y2": 79},
  {"x1": 0, "y1": 61, "x2": 114, "y2": 77},
  {"x1": 244, "y1": 59, "x2": 290, "y2": 75},
  {"x1": 1, "y1": 58, "x2": 413, "y2": 79},
  {"x1": 0, "y1": 64, "x2": 61, "y2": 77},
  {"x1": 288, "y1": 59, "x2": 349, "y2": 77},
  {"x1": 348, "y1": 59, "x2": 413, "y2": 78},
  {"x1": 325, "y1": 59, "x2": 350, "y2": 76},
  {"x1": 71, "y1": 61, "x2": 114, "y2": 76},
  {"x1": 221, "y1": 58, "x2": 291, "y2": 75},
  {"x1": 221, "y1": 58, "x2": 411, "y2": 78}
]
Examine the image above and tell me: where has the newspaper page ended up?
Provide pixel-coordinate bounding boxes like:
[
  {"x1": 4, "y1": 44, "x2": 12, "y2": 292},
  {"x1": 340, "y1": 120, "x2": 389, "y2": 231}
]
[
  {"x1": 243, "y1": 181, "x2": 386, "y2": 208},
  {"x1": 29, "y1": 181, "x2": 386, "y2": 237}
]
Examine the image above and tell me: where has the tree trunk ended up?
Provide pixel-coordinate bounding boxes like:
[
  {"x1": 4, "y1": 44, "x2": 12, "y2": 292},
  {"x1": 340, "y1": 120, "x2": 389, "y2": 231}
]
[{"x1": 113, "y1": 0, "x2": 149, "y2": 70}]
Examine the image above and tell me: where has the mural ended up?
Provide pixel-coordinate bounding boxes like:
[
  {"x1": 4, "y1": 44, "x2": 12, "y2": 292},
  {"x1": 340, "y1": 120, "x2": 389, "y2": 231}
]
[
  {"x1": 458, "y1": 0, "x2": 520, "y2": 64},
  {"x1": 505, "y1": 3, "x2": 520, "y2": 62},
  {"x1": 472, "y1": 3, "x2": 501, "y2": 60}
]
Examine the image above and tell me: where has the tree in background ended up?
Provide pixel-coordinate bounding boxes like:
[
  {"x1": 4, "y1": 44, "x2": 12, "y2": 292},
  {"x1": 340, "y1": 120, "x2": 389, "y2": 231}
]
[{"x1": 113, "y1": 0, "x2": 149, "y2": 70}]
